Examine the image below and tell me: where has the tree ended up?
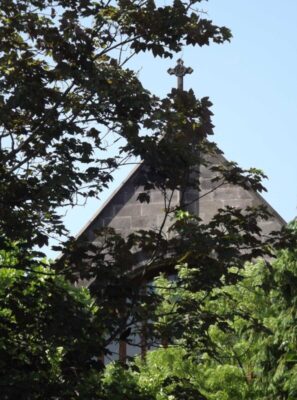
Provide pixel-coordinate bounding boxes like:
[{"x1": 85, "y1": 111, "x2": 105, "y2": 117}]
[
  {"x1": 0, "y1": 0, "x2": 272, "y2": 358},
  {"x1": 126, "y1": 222, "x2": 296, "y2": 400},
  {"x1": 0, "y1": 245, "x2": 106, "y2": 399},
  {"x1": 0, "y1": 0, "x2": 273, "y2": 268},
  {"x1": 0, "y1": 2, "x2": 292, "y2": 398},
  {"x1": 0, "y1": 0, "x2": 231, "y2": 255}
]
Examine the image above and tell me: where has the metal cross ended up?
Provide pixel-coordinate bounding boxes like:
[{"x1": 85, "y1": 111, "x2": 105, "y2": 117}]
[{"x1": 167, "y1": 58, "x2": 193, "y2": 90}]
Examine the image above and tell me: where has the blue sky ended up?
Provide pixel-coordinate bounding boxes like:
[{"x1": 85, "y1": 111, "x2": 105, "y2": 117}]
[{"x1": 61, "y1": 0, "x2": 297, "y2": 248}]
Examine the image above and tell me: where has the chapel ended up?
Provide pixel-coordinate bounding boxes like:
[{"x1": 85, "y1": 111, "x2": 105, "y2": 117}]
[
  {"x1": 74, "y1": 60, "x2": 285, "y2": 362},
  {"x1": 76, "y1": 59, "x2": 284, "y2": 248}
]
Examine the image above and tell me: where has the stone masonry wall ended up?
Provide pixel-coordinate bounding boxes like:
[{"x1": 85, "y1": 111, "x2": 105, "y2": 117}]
[
  {"x1": 198, "y1": 154, "x2": 285, "y2": 234},
  {"x1": 85, "y1": 165, "x2": 180, "y2": 243},
  {"x1": 82, "y1": 155, "x2": 285, "y2": 244}
]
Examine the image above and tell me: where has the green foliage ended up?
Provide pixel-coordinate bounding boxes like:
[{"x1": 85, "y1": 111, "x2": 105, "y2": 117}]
[
  {"x1": 133, "y1": 347, "x2": 246, "y2": 400},
  {"x1": 0, "y1": 2, "x2": 293, "y2": 399},
  {"x1": 0, "y1": 249, "x2": 105, "y2": 399},
  {"x1": 102, "y1": 363, "x2": 154, "y2": 400},
  {"x1": 129, "y1": 232, "x2": 296, "y2": 400},
  {"x1": 0, "y1": 0, "x2": 231, "y2": 253}
]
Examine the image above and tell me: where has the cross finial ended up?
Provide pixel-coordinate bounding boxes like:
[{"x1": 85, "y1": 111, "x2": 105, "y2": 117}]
[{"x1": 167, "y1": 58, "x2": 193, "y2": 90}]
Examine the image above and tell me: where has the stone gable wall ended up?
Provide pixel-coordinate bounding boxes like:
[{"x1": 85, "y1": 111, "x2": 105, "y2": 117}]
[
  {"x1": 82, "y1": 156, "x2": 285, "y2": 243},
  {"x1": 86, "y1": 165, "x2": 180, "y2": 242},
  {"x1": 80, "y1": 156, "x2": 285, "y2": 365},
  {"x1": 198, "y1": 154, "x2": 284, "y2": 233}
]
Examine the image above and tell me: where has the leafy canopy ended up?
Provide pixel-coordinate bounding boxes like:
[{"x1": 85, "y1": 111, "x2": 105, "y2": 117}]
[
  {"x1": 0, "y1": 2, "x2": 294, "y2": 399},
  {"x1": 129, "y1": 223, "x2": 297, "y2": 400},
  {"x1": 0, "y1": 0, "x2": 231, "y2": 253}
]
